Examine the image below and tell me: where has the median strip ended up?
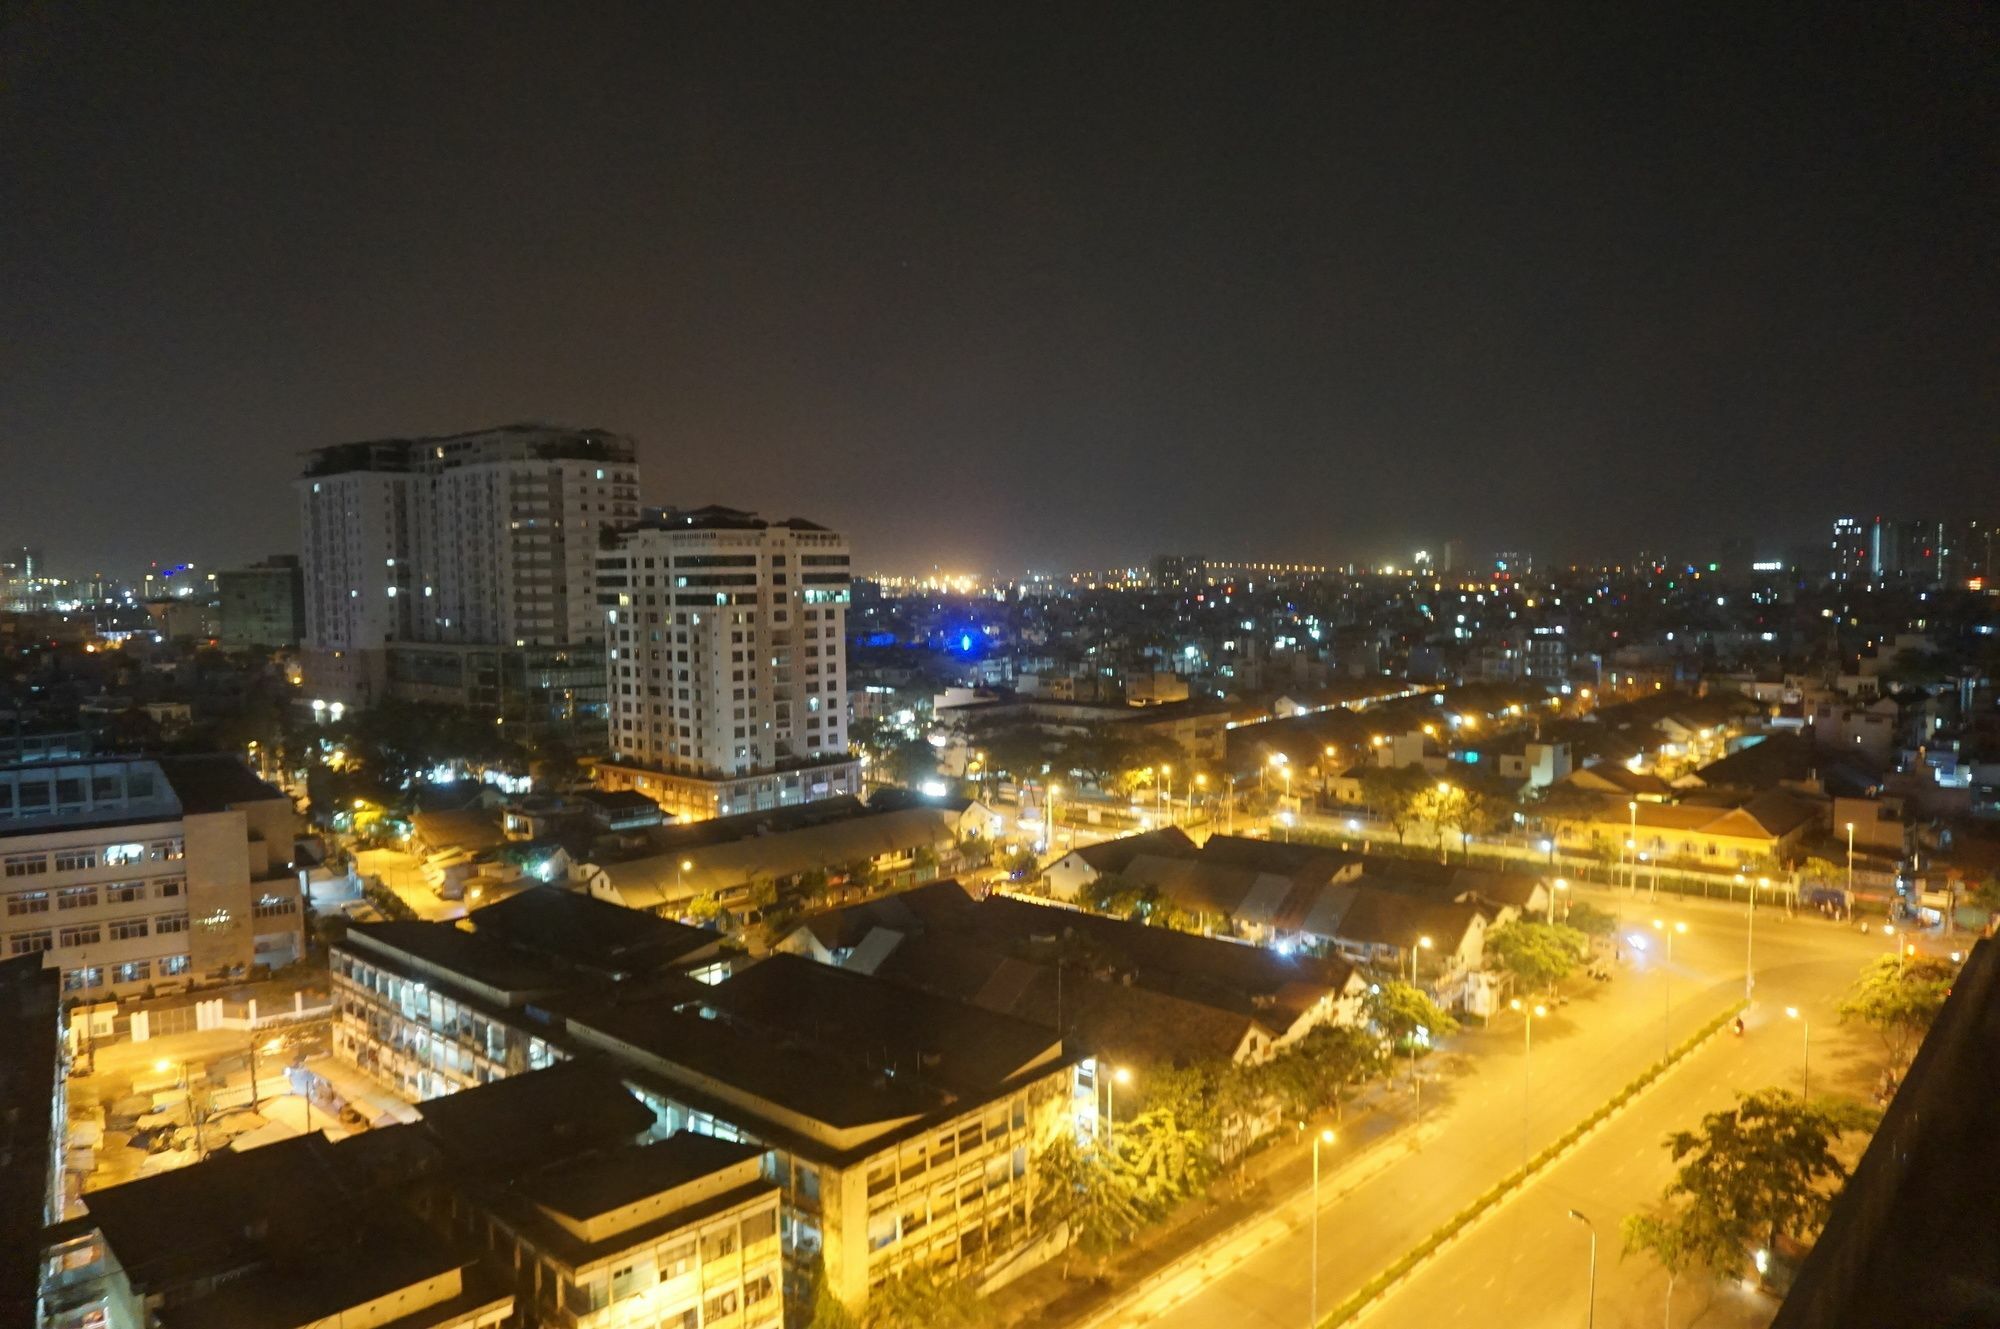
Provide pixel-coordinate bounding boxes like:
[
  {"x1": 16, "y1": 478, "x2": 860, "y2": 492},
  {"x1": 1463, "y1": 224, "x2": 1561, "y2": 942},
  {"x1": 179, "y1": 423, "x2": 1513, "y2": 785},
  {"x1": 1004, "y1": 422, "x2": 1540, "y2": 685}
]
[{"x1": 1319, "y1": 1000, "x2": 1748, "y2": 1327}]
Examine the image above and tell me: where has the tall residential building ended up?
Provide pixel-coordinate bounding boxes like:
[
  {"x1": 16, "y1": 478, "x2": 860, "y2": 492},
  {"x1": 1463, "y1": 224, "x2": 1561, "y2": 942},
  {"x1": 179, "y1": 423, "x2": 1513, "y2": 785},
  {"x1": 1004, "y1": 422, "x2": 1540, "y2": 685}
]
[
  {"x1": 1830, "y1": 516, "x2": 1867, "y2": 580},
  {"x1": 215, "y1": 554, "x2": 305, "y2": 649},
  {"x1": 297, "y1": 424, "x2": 640, "y2": 731},
  {"x1": 594, "y1": 506, "x2": 860, "y2": 820},
  {"x1": 0, "y1": 755, "x2": 304, "y2": 1000}
]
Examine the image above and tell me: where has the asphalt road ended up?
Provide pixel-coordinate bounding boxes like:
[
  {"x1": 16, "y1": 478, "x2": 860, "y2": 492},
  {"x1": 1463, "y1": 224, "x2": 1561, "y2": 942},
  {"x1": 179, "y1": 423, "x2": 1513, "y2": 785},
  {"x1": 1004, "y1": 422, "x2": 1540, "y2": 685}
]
[
  {"x1": 1094, "y1": 886, "x2": 1895, "y2": 1329},
  {"x1": 1362, "y1": 921, "x2": 1887, "y2": 1329}
]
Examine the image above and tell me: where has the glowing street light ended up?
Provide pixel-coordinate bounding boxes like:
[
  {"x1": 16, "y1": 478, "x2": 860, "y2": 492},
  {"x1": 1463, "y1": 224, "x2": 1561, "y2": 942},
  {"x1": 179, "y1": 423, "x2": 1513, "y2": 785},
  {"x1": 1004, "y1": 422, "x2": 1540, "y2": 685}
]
[
  {"x1": 1785, "y1": 1006, "x2": 1810, "y2": 1099},
  {"x1": 1311, "y1": 1126, "x2": 1337, "y2": 1325},
  {"x1": 1652, "y1": 919, "x2": 1687, "y2": 1057},
  {"x1": 1510, "y1": 998, "x2": 1548, "y2": 1166}
]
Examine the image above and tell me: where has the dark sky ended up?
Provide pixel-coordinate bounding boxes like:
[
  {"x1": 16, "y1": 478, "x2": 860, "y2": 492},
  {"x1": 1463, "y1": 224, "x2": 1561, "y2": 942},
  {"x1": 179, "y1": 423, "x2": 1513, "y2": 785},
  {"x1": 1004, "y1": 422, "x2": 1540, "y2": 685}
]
[{"x1": 4, "y1": 3, "x2": 1995, "y2": 579}]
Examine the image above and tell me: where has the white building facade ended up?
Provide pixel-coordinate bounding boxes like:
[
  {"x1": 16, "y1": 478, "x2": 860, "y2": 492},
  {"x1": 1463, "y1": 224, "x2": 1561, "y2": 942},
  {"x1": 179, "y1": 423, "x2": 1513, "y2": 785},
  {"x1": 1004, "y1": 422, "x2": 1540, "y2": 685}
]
[
  {"x1": 595, "y1": 508, "x2": 859, "y2": 820},
  {"x1": 297, "y1": 424, "x2": 640, "y2": 711},
  {"x1": 0, "y1": 757, "x2": 304, "y2": 1000}
]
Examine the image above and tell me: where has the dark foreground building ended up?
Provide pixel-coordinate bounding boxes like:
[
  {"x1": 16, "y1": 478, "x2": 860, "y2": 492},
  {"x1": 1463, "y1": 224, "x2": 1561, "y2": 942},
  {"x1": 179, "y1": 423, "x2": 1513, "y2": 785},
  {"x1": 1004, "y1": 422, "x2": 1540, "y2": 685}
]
[{"x1": 1773, "y1": 937, "x2": 2000, "y2": 1328}]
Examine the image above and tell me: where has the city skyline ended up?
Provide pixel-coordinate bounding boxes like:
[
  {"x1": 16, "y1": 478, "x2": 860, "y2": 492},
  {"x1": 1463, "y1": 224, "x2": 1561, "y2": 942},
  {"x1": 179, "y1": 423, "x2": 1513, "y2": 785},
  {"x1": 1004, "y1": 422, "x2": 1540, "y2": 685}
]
[{"x1": 5, "y1": 6, "x2": 1996, "y2": 577}]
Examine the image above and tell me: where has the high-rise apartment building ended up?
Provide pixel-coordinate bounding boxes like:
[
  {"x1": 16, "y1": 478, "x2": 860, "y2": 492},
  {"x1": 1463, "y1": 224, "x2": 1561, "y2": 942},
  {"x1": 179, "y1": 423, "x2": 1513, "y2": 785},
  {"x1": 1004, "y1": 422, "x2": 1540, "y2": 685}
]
[
  {"x1": 594, "y1": 506, "x2": 860, "y2": 820},
  {"x1": 1830, "y1": 516, "x2": 1867, "y2": 580},
  {"x1": 297, "y1": 424, "x2": 639, "y2": 731}
]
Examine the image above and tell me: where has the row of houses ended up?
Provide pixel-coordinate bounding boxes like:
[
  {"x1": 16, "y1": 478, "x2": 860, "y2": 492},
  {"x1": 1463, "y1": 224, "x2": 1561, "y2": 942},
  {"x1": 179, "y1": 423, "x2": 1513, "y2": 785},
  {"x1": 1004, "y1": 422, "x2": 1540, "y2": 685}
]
[{"x1": 1043, "y1": 827, "x2": 1552, "y2": 1013}]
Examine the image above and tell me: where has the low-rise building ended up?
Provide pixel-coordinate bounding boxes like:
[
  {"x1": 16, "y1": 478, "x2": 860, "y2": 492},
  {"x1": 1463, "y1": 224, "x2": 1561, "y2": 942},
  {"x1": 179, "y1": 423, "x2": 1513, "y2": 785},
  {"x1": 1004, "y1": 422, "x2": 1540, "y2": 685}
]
[
  {"x1": 332, "y1": 887, "x2": 728, "y2": 1101},
  {"x1": 332, "y1": 900, "x2": 1080, "y2": 1314},
  {"x1": 0, "y1": 755, "x2": 305, "y2": 1000}
]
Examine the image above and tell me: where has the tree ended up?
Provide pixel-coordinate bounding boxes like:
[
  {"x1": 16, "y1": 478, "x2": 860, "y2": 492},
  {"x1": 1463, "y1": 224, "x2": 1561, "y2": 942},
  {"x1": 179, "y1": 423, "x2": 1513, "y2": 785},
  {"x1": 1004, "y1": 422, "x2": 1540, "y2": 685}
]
[
  {"x1": 1622, "y1": 1208, "x2": 1700, "y2": 1325},
  {"x1": 1484, "y1": 920, "x2": 1588, "y2": 994},
  {"x1": 1365, "y1": 981, "x2": 1459, "y2": 1048},
  {"x1": 1625, "y1": 1089, "x2": 1877, "y2": 1282},
  {"x1": 1836, "y1": 952, "x2": 1956, "y2": 1068},
  {"x1": 1034, "y1": 1134, "x2": 1147, "y2": 1279},
  {"x1": 1120, "y1": 1103, "x2": 1214, "y2": 1211},
  {"x1": 1356, "y1": 765, "x2": 1427, "y2": 847},
  {"x1": 1564, "y1": 900, "x2": 1619, "y2": 940},
  {"x1": 1967, "y1": 874, "x2": 2000, "y2": 917},
  {"x1": 859, "y1": 1269, "x2": 989, "y2": 1329},
  {"x1": 1443, "y1": 773, "x2": 1514, "y2": 857},
  {"x1": 1801, "y1": 856, "x2": 1840, "y2": 888},
  {"x1": 1263, "y1": 1024, "x2": 1382, "y2": 1121}
]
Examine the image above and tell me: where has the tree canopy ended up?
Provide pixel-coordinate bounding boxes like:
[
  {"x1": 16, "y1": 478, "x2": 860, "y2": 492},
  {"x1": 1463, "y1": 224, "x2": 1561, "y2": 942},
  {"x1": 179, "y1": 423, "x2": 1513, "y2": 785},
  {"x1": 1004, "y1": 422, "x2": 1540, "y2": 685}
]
[
  {"x1": 1836, "y1": 952, "x2": 1957, "y2": 1068},
  {"x1": 1625, "y1": 1089, "x2": 1877, "y2": 1282},
  {"x1": 1484, "y1": 920, "x2": 1588, "y2": 992},
  {"x1": 1365, "y1": 980, "x2": 1459, "y2": 1048}
]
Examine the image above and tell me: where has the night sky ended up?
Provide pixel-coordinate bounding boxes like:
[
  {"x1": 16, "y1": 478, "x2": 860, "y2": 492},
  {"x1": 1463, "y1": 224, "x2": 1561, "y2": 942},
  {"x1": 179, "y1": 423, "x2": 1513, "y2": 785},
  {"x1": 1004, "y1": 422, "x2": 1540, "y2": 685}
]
[{"x1": 4, "y1": 3, "x2": 1995, "y2": 578}]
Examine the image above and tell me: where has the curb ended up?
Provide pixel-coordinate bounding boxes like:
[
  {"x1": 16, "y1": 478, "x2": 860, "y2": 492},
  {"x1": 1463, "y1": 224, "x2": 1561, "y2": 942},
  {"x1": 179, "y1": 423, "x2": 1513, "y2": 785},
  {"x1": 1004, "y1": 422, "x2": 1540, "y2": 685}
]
[
  {"x1": 1071, "y1": 1099, "x2": 1426, "y2": 1329},
  {"x1": 1318, "y1": 1000, "x2": 1748, "y2": 1327}
]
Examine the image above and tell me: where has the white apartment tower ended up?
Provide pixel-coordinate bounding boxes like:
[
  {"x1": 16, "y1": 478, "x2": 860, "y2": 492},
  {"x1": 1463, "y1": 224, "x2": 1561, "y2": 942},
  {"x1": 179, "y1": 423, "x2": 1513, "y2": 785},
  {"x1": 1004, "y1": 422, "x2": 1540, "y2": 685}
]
[
  {"x1": 596, "y1": 507, "x2": 861, "y2": 820},
  {"x1": 297, "y1": 425, "x2": 640, "y2": 720}
]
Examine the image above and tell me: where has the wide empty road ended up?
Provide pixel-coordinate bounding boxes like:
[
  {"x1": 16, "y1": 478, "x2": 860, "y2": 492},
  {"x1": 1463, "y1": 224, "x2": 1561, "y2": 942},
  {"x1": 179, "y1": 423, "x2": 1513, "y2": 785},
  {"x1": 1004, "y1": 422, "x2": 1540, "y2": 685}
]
[{"x1": 1099, "y1": 887, "x2": 1891, "y2": 1329}]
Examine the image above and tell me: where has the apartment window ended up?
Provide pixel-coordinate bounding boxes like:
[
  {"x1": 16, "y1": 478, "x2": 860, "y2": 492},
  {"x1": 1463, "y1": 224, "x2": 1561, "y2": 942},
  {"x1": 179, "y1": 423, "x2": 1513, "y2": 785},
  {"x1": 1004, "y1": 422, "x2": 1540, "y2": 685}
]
[
  {"x1": 4, "y1": 855, "x2": 47, "y2": 878},
  {"x1": 741, "y1": 1209, "x2": 777, "y2": 1245},
  {"x1": 655, "y1": 1239, "x2": 695, "y2": 1280},
  {"x1": 155, "y1": 913, "x2": 189, "y2": 934},
  {"x1": 108, "y1": 918, "x2": 149, "y2": 941},
  {"x1": 160, "y1": 954, "x2": 190, "y2": 976},
  {"x1": 701, "y1": 1228, "x2": 738, "y2": 1262},
  {"x1": 104, "y1": 843, "x2": 146, "y2": 867},
  {"x1": 8, "y1": 930, "x2": 52, "y2": 955},
  {"x1": 6, "y1": 891, "x2": 49, "y2": 916},
  {"x1": 704, "y1": 1291, "x2": 739, "y2": 1321},
  {"x1": 155, "y1": 878, "x2": 184, "y2": 899},
  {"x1": 744, "y1": 1272, "x2": 776, "y2": 1305},
  {"x1": 112, "y1": 960, "x2": 150, "y2": 984},
  {"x1": 58, "y1": 924, "x2": 101, "y2": 947},
  {"x1": 56, "y1": 886, "x2": 99, "y2": 911},
  {"x1": 54, "y1": 850, "x2": 97, "y2": 872},
  {"x1": 147, "y1": 840, "x2": 183, "y2": 862},
  {"x1": 106, "y1": 882, "x2": 145, "y2": 904},
  {"x1": 62, "y1": 968, "x2": 103, "y2": 993}
]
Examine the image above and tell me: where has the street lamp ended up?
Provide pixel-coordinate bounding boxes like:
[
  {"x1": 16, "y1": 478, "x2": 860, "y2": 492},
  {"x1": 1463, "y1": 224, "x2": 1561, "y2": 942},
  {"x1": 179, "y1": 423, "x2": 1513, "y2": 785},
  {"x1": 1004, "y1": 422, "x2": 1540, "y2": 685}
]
[
  {"x1": 1550, "y1": 877, "x2": 1568, "y2": 925},
  {"x1": 1104, "y1": 1063, "x2": 1132, "y2": 1144},
  {"x1": 1192, "y1": 773, "x2": 1205, "y2": 823},
  {"x1": 1739, "y1": 873, "x2": 1756, "y2": 1003},
  {"x1": 1047, "y1": 784, "x2": 1062, "y2": 856},
  {"x1": 1311, "y1": 1127, "x2": 1336, "y2": 1327},
  {"x1": 1845, "y1": 821, "x2": 1856, "y2": 897},
  {"x1": 1651, "y1": 918, "x2": 1687, "y2": 1057},
  {"x1": 1567, "y1": 1209, "x2": 1598, "y2": 1329},
  {"x1": 678, "y1": 859, "x2": 692, "y2": 896},
  {"x1": 1510, "y1": 998, "x2": 1547, "y2": 1167},
  {"x1": 1627, "y1": 801, "x2": 1639, "y2": 890},
  {"x1": 1160, "y1": 764, "x2": 1173, "y2": 824},
  {"x1": 1785, "y1": 1007, "x2": 1810, "y2": 1099},
  {"x1": 1408, "y1": 934, "x2": 1434, "y2": 984}
]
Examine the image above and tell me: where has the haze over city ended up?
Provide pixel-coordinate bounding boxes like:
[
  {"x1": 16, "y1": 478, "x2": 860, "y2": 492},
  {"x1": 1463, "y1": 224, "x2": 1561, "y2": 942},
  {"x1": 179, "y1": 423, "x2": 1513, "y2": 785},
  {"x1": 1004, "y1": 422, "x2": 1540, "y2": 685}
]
[
  {"x1": 5, "y1": 4, "x2": 1996, "y2": 577},
  {"x1": 4, "y1": 8, "x2": 2000, "y2": 1329}
]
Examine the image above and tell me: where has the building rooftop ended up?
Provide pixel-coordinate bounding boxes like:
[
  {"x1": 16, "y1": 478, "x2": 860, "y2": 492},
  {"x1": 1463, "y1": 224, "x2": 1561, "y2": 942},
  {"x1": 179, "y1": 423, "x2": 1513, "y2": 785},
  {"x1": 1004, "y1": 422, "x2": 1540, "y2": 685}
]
[
  {"x1": 465, "y1": 886, "x2": 722, "y2": 976},
  {"x1": 413, "y1": 1059, "x2": 657, "y2": 1177},
  {"x1": 1065, "y1": 825, "x2": 1197, "y2": 874},
  {"x1": 156, "y1": 754, "x2": 291, "y2": 813},
  {"x1": 563, "y1": 954, "x2": 1062, "y2": 1137},
  {"x1": 345, "y1": 920, "x2": 575, "y2": 1002},
  {"x1": 514, "y1": 1131, "x2": 763, "y2": 1224},
  {"x1": 632, "y1": 505, "x2": 830, "y2": 534}
]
